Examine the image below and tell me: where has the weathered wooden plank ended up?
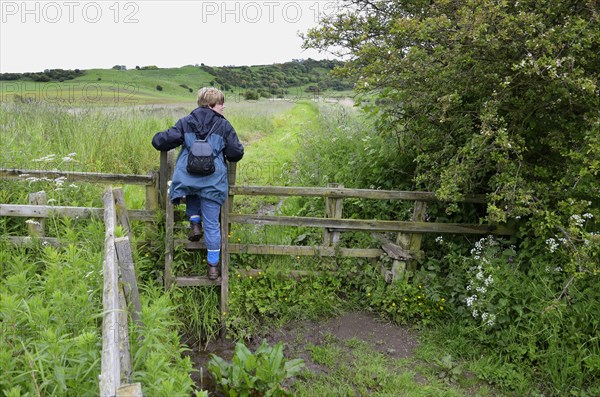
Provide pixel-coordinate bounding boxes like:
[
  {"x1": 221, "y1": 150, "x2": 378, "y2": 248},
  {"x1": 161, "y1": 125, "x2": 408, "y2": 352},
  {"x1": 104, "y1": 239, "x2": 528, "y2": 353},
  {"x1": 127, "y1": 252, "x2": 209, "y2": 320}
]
[
  {"x1": 164, "y1": 197, "x2": 175, "y2": 289},
  {"x1": 118, "y1": 286, "x2": 132, "y2": 385},
  {"x1": 113, "y1": 189, "x2": 131, "y2": 237},
  {"x1": 371, "y1": 233, "x2": 412, "y2": 260},
  {"x1": 174, "y1": 239, "x2": 207, "y2": 249},
  {"x1": 229, "y1": 243, "x2": 382, "y2": 258},
  {"x1": 99, "y1": 189, "x2": 121, "y2": 397},
  {"x1": 116, "y1": 383, "x2": 143, "y2": 397},
  {"x1": 0, "y1": 204, "x2": 154, "y2": 222},
  {"x1": 229, "y1": 215, "x2": 513, "y2": 235},
  {"x1": 324, "y1": 183, "x2": 344, "y2": 246},
  {"x1": 27, "y1": 191, "x2": 46, "y2": 237},
  {"x1": 5, "y1": 236, "x2": 60, "y2": 246},
  {"x1": 175, "y1": 276, "x2": 221, "y2": 287},
  {"x1": 158, "y1": 150, "x2": 175, "y2": 210},
  {"x1": 230, "y1": 185, "x2": 487, "y2": 203},
  {"x1": 115, "y1": 237, "x2": 142, "y2": 328},
  {"x1": 220, "y1": 193, "x2": 230, "y2": 339},
  {"x1": 159, "y1": 151, "x2": 169, "y2": 210},
  {"x1": 0, "y1": 168, "x2": 154, "y2": 185},
  {"x1": 145, "y1": 172, "x2": 159, "y2": 211},
  {"x1": 235, "y1": 268, "x2": 325, "y2": 280},
  {"x1": 407, "y1": 201, "x2": 428, "y2": 271}
]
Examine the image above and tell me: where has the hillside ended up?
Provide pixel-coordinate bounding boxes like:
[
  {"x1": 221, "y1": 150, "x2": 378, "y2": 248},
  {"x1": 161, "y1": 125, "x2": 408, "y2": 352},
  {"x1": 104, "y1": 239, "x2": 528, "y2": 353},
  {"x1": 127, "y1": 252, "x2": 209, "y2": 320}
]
[{"x1": 0, "y1": 60, "x2": 352, "y2": 105}]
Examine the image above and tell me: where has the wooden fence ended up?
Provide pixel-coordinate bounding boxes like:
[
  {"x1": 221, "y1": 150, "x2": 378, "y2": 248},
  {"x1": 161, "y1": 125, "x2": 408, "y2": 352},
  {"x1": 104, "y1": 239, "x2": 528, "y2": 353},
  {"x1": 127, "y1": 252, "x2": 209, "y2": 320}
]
[
  {"x1": 0, "y1": 180, "x2": 144, "y2": 396},
  {"x1": 99, "y1": 188, "x2": 143, "y2": 397},
  {"x1": 2, "y1": 157, "x2": 514, "y2": 343},
  {"x1": 157, "y1": 150, "x2": 513, "y2": 293}
]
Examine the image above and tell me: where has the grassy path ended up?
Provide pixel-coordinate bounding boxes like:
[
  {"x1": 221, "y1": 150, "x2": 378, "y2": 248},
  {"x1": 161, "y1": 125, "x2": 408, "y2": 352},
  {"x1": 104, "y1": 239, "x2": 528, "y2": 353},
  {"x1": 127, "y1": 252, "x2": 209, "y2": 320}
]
[{"x1": 235, "y1": 100, "x2": 320, "y2": 186}]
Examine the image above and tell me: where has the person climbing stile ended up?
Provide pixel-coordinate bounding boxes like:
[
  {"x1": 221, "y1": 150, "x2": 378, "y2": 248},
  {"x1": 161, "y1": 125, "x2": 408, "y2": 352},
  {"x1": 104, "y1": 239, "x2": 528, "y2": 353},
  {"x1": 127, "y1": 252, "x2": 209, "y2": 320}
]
[{"x1": 151, "y1": 87, "x2": 244, "y2": 279}]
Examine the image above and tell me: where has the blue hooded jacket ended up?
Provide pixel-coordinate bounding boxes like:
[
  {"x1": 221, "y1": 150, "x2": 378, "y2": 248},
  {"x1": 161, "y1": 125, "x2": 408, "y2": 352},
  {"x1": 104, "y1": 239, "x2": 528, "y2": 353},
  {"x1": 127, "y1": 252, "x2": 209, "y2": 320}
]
[{"x1": 151, "y1": 106, "x2": 244, "y2": 205}]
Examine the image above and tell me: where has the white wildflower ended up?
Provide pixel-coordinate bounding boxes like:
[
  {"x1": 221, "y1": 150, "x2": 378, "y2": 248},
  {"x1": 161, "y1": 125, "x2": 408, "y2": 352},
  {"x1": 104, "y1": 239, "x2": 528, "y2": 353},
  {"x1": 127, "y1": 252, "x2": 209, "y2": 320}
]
[
  {"x1": 545, "y1": 238, "x2": 559, "y2": 253},
  {"x1": 435, "y1": 236, "x2": 443, "y2": 244},
  {"x1": 582, "y1": 213, "x2": 593, "y2": 219},
  {"x1": 476, "y1": 286, "x2": 487, "y2": 294},
  {"x1": 466, "y1": 295, "x2": 478, "y2": 307},
  {"x1": 33, "y1": 154, "x2": 56, "y2": 162},
  {"x1": 570, "y1": 214, "x2": 585, "y2": 227},
  {"x1": 484, "y1": 275, "x2": 494, "y2": 286}
]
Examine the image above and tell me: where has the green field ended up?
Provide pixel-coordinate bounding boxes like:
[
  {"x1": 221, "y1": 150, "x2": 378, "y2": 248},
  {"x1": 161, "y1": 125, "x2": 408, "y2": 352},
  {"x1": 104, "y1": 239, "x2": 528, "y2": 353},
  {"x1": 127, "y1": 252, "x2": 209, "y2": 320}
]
[
  {"x1": 1, "y1": 75, "x2": 598, "y2": 396},
  {"x1": 0, "y1": 62, "x2": 354, "y2": 106}
]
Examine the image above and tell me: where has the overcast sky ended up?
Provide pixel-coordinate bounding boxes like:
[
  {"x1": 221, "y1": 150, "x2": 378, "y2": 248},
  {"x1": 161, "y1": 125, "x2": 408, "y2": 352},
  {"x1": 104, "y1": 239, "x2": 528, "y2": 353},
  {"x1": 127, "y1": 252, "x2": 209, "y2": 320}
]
[{"x1": 0, "y1": 0, "x2": 342, "y2": 73}]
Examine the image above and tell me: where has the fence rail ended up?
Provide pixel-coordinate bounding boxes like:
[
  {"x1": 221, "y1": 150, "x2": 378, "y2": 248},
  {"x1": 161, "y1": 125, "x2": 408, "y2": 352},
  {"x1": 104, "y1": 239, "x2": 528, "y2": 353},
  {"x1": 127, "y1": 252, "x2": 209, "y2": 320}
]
[
  {"x1": 99, "y1": 188, "x2": 143, "y2": 397},
  {"x1": 0, "y1": 167, "x2": 161, "y2": 211},
  {"x1": 230, "y1": 185, "x2": 488, "y2": 203}
]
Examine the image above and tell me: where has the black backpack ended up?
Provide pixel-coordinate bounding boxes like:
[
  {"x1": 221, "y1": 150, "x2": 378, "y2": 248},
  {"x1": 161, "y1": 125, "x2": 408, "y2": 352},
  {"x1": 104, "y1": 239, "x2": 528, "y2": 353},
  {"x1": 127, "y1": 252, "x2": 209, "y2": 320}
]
[{"x1": 186, "y1": 122, "x2": 218, "y2": 176}]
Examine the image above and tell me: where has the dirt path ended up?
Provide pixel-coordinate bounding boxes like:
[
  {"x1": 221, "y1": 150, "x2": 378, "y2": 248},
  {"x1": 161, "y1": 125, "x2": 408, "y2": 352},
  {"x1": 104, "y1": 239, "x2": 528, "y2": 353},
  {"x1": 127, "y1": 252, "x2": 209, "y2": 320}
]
[{"x1": 184, "y1": 311, "x2": 419, "y2": 393}]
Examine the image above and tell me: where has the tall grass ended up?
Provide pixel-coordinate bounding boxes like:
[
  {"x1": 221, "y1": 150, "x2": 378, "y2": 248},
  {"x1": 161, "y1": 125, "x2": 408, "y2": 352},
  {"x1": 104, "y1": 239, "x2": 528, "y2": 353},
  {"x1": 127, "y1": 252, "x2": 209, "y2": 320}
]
[{"x1": 0, "y1": 221, "x2": 195, "y2": 396}]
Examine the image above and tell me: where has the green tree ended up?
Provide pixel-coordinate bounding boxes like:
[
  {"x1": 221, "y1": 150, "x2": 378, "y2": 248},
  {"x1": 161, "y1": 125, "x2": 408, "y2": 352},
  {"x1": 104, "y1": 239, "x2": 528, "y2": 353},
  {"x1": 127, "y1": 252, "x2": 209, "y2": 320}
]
[
  {"x1": 304, "y1": 0, "x2": 598, "y2": 214},
  {"x1": 303, "y1": 0, "x2": 599, "y2": 265}
]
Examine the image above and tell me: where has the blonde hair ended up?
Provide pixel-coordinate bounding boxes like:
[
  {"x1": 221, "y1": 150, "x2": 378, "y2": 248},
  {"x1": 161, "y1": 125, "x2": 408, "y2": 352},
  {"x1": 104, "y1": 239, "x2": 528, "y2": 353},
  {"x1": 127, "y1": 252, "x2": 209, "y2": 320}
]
[{"x1": 197, "y1": 87, "x2": 225, "y2": 107}]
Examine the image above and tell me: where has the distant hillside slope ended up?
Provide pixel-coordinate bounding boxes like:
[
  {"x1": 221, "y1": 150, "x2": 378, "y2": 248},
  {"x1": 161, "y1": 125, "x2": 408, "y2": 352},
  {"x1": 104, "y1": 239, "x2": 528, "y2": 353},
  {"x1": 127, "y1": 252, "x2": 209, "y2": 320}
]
[
  {"x1": 0, "y1": 59, "x2": 353, "y2": 105},
  {"x1": 201, "y1": 59, "x2": 353, "y2": 94}
]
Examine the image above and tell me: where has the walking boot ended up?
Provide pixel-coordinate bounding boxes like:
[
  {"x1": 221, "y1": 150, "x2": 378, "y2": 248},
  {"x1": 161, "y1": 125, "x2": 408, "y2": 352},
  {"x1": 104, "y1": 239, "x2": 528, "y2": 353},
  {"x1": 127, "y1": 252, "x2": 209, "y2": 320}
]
[
  {"x1": 207, "y1": 264, "x2": 219, "y2": 280},
  {"x1": 188, "y1": 221, "x2": 202, "y2": 242}
]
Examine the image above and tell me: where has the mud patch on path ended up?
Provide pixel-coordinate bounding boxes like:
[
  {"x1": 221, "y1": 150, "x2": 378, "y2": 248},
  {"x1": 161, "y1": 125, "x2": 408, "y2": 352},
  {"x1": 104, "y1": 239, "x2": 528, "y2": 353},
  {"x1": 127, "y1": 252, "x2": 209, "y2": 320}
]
[{"x1": 183, "y1": 311, "x2": 419, "y2": 393}]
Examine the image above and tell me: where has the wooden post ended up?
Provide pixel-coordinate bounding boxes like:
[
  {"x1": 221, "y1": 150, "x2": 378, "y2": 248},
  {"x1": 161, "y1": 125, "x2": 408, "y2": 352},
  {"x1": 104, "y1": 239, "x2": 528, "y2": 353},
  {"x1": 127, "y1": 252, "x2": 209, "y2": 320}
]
[
  {"x1": 219, "y1": 173, "x2": 234, "y2": 339},
  {"x1": 323, "y1": 183, "x2": 344, "y2": 246},
  {"x1": 116, "y1": 383, "x2": 143, "y2": 397},
  {"x1": 115, "y1": 237, "x2": 143, "y2": 328},
  {"x1": 113, "y1": 189, "x2": 131, "y2": 237},
  {"x1": 27, "y1": 191, "x2": 46, "y2": 237},
  {"x1": 392, "y1": 200, "x2": 428, "y2": 279},
  {"x1": 158, "y1": 150, "x2": 175, "y2": 210},
  {"x1": 219, "y1": 204, "x2": 229, "y2": 339},
  {"x1": 145, "y1": 171, "x2": 159, "y2": 211},
  {"x1": 227, "y1": 162, "x2": 237, "y2": 228},
  {"x1": 99, "y1": 188, "x2": 121, "y2": 396},
  {"x1": 407, "y1": 200, "x2": 427, "y2": 271},
  {"x1": 159, "y1": 151, "x2": 168, "y2": 210},
  {"x1": 164, "y1": 196, "x2": 174, "y2": 289},
  {"x1": 118, "y1": 285, "x2": 132, "y2": 384}
]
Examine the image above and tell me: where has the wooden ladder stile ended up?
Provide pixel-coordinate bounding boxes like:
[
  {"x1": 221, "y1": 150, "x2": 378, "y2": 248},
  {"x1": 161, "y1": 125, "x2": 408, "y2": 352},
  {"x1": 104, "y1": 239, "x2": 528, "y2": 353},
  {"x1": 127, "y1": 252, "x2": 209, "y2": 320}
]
[{"x1": 162, "y1": 151, "x2": 233, "y2": 339}]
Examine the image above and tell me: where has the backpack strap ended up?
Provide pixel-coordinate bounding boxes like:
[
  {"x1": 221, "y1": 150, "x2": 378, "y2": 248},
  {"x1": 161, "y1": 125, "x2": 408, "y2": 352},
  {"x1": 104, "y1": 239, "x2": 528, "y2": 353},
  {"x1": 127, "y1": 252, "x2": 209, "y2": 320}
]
[{"x1": 195, "y1": 120, "x2": 219, "y2": 142}]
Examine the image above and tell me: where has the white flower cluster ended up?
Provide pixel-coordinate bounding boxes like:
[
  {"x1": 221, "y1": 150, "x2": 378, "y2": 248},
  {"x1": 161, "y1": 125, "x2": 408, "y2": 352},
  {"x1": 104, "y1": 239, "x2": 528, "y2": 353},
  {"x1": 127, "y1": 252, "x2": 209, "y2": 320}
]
[
  {"x1": 32, "y1": 152, "x2": 77, "y2": 163},
  {"x1": 545, "y1": 237, "x2": 559, "y2": 253},
  {"x1": 481, "y1": 312, "x2": 496, "y2": 327},
  {"x1": 464, "y1": 236, "x2": 505, "y2": 329},
  {"x1": 33, "y1": 154, "x2": 56, "y2": 162},
  {"x1": 570, "y1": 214, "x2": 586, "y2": 228},
  {"x1": 435, "y1": 236, "x2": 444, "y2": 244},
  {"x1": 466, "y1": 295, "x2": 478, "y2": 307},
  {"x1": 19, "y1": 174, "x2": 77, "y2": 191}
]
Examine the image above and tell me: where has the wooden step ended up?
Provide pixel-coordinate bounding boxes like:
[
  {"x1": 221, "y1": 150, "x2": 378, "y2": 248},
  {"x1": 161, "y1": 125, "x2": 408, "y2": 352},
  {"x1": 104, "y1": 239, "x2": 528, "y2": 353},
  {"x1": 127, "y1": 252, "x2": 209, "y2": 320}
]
[
  {"x1": 175, "y1": 276, "x2": 221, "y2": 287},
  {"x1": 174, "y1": 239, "x2": 207, "y2": 249}
]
